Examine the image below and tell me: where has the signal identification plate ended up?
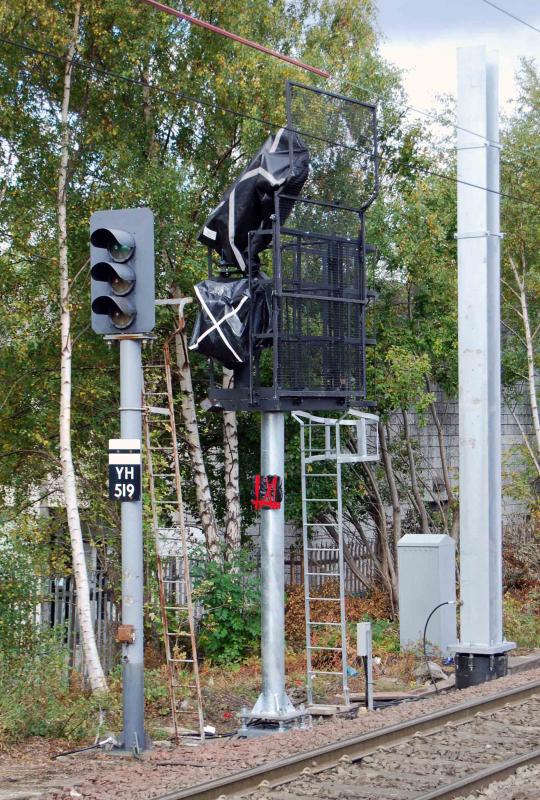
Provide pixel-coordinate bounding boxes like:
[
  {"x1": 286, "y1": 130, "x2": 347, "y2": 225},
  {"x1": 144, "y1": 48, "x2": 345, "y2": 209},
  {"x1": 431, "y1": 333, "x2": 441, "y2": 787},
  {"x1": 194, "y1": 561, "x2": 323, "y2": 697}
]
[{"x1": 108, "y1": 438, "x2": 141, "y2": 501}]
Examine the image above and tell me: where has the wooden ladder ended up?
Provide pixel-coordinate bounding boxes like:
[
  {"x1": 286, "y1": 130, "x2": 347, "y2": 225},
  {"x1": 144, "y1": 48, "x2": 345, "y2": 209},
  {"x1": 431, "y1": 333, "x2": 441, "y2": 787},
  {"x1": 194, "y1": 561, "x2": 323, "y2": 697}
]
[{"x1": 142, "y1": 322, "x2": 205, "y2": 742}]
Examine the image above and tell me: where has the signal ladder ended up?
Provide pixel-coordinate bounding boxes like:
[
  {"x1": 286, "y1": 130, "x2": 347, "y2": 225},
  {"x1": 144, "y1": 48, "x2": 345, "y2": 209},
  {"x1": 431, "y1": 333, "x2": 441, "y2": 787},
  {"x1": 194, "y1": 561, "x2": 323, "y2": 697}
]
[
  {"x1": 142, "y1": 308, "x2": 205, "y2": 742},
  {"x1": 292, "y1": 410, "x2": 379, "y2": 709}
]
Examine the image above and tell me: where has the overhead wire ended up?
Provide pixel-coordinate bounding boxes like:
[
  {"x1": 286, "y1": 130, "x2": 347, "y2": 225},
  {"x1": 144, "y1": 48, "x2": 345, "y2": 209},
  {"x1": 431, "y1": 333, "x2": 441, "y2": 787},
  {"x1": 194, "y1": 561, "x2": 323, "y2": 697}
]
[
  {"x1": 0, "y1": 32, "x2": 539, "y2": 209},
  {"x1": 0, "y1": 32, "x2": 522, "y2": 162},
  {"x1": 131, "y1": 0, "x2": 539, "y2": 157},
  {"x1": 477, "y1": 0, "x2": 540, "y2": 34},
  {"x1": 0, "y1": 30, "x2": 525, "y2": 164}
]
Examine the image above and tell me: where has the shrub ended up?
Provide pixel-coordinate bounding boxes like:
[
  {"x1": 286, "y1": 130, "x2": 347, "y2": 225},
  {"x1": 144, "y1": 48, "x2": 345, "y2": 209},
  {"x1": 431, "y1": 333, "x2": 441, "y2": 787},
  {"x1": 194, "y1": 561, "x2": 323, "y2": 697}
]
[
  {"x1": 0, "y1": 632, "x2": 118, "y2": 748},
  {"x1": 285, "y1": 582, "x2": 394, "y2": 652},
  {"x1": 191, "y1": 547, "x2": 261, "y2": 665},
  {"x1": 504, "y1": 591, "x2": 540, "y2": 649},
  {"x1": 285, "y1": 583, "x2": 398, "y2": 671},
  {"x1": 503, "y1": 534, "x2": 540, "y2": 594},
  {"x1": 0, "y1": 534, "x2": 46, "y2": 656}
]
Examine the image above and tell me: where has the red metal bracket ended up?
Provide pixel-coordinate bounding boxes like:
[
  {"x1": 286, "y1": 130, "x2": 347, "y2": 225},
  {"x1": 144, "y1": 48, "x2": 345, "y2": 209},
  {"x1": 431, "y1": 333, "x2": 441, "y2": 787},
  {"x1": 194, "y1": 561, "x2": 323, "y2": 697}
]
[{"x1": 252, "y1": 474, "x2": 283, "y2": 510}]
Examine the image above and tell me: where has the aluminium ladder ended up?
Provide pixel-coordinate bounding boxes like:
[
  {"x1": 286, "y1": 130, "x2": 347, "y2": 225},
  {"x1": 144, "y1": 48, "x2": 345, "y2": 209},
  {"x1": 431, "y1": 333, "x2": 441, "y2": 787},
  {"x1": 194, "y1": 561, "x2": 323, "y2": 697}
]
[
  {"x1": 292, "y1": 410, "x2": 379, "y2": 708},
  {"x1": 142, "y1": 330, "x2": 205, "y2": 742}
]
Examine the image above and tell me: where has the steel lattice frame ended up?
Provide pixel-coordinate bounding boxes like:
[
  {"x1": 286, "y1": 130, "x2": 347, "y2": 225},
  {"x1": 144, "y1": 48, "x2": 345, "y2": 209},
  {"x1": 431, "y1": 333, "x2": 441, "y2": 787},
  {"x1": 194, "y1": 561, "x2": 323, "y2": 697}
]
[{"x1": 207, "y1": 81, "x2": 379, "y2": 413}]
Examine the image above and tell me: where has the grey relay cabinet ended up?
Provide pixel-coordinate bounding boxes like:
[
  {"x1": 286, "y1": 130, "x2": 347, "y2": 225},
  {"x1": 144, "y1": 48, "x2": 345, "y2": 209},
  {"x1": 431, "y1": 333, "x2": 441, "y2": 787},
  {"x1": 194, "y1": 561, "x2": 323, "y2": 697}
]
[{"x1": 398, "y1": 534, "x2": 457, "y2": 657}]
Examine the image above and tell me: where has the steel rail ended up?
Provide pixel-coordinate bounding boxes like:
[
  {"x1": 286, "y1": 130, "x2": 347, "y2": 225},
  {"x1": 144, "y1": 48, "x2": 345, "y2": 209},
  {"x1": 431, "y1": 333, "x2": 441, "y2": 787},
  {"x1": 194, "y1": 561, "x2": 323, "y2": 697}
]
[
  {"x1": 153, "y1": 679, "x2": 540, "y2": 800},
  {"x1": 416, "y1": 747, "x2": 540, "y2": 800}
]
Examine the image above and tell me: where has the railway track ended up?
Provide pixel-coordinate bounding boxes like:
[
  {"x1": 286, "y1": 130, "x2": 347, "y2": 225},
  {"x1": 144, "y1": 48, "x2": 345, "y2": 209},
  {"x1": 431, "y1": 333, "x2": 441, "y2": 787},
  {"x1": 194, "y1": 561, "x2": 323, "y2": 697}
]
[{"x1": 153, "y1": 679, "x2": 540, "y2": 800}]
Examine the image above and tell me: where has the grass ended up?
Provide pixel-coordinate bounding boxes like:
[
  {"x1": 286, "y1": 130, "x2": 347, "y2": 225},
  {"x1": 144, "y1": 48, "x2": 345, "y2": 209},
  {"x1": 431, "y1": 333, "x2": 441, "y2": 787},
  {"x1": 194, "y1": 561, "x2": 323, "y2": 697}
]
[
  {"x1": 504, "y1": 590, "x2": 540, "y2": 650},
  {"x1": 2, "y1": 582, "x2": 537, "y2": 748}
]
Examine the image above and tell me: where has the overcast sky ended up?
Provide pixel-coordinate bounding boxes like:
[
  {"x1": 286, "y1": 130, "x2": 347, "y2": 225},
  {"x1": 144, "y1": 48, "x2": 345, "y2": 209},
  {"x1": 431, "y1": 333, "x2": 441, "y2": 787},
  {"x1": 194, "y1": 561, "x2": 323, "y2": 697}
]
[{"x1": 376, "y1": 0, "x2": 539, "y2": 116}]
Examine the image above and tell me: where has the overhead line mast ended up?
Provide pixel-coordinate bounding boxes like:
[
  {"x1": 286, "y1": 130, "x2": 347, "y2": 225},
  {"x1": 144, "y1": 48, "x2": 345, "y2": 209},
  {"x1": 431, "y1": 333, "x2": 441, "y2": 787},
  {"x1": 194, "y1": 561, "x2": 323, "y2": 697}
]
[{"x1": 135, "y1": 0, "x2": 331, "y2": 79}]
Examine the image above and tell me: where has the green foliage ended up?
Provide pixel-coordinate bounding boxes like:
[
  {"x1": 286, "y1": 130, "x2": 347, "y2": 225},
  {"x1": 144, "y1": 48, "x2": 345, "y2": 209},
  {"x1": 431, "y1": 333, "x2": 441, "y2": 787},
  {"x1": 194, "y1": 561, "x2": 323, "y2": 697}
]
[
  {"x1": 499, "y1": 61, "x2": 540, "y2": 497},
  {"x1": 0, "y1": 632, "x2": 118, "y2": 746},
  {"x1": 503, "y1": 592, "x2": 540, "y2": 649},
  {"x1": 0, "y1": 537, "x2": 40, "y2": 654},
  {"x1": 367, "y1": 160, "x2": 458, "y2": 413},
  {"x1": 501, "y1": 61, "x2": 540, "y2": 386},
  {"x1": 0, "y1": 0, "x2": 404, "y2": 550},
  {"x1": 191, "y1": 547, "x2": 261, "y2": 664},
  {"x1": 142, "y1": 666, "x2": 174, "y2": 717},
  {"x1": 360, "y1": 616, "x2": 400, "y2": 654},
  {"x1": 0, "y1": 518, "x2": 60, "y2": 656}
]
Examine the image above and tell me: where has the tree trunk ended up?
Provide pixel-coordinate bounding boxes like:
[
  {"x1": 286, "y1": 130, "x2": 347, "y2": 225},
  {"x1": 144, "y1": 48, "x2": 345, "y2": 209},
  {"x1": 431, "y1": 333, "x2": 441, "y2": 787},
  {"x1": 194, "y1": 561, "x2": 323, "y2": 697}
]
[
  {"x1": 361, "y1": 463, "x2": 398, "y2": 614},
  {"x1": 509, "y1": 256, "x2": 540, "y2": 466},
  {"x1": 173, "y1": 320, "x2": 221, "y2": 557},
  {"x1": 57, "y1": 1, "x2": 107, "y2": 692},
  {"x1": 317, "y1": 511, "x2": 373, "y2": 593},
  {"x1": 426, "y1": 379, "x2": 460, "y2": 540},
  {"x1": 222, "y1": 368, "x2": 241, "y2": 554},
  {"x1": 378, "y1": 422, "x2": 401, "y2": 565},
  {"x1": 401, "y1": 409, "x2": 430, "y2": 534}
]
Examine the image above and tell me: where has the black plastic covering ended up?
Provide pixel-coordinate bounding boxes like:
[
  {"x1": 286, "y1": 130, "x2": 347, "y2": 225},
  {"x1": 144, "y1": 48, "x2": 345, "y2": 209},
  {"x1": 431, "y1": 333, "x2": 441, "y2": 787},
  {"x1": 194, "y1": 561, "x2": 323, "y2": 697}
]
[
  {"x1": 197, "y1": 128, "x2": 309, "y2": 272},
  {"x1": 189, "y1": 276, "x2": 271, "y2": 369}
]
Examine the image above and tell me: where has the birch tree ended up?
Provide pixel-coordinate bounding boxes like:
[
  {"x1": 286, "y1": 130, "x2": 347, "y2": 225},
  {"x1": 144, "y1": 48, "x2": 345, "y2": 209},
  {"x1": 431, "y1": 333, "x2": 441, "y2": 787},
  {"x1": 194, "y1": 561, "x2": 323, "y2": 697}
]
[
  {"x1": 501, "y1": 60, "x2": 540, "y2": 484},
  {"x1": 222, "y1": 368, "x2": 241, "y2": 553},
  {"x1": 57, "y1": 1, "x2": 107, "y2": 692},
  {"x1": 505, "y1": 256, "x2": 540, "y2": 473},
  {"x1": 174, "y1": 315, "x2": 221, "y2": 557}
]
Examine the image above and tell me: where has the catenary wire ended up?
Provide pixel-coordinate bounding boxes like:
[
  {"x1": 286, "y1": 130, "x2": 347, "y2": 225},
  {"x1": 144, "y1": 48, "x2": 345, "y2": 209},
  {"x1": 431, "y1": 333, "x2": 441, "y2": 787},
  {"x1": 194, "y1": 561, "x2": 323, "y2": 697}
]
[
  {"x1": 129, "y1": 0, "x2": 539, "y2": 154},
  {"x1": 0, "y1": 33, "x2": 539, "y2": 210},
  {"x1": 477, "y1": 0, "x2": 540, "y2": 34},
  {"x1": 1, "y1": 28, "x2": 538, "y2": 169},
  {"x1": 0, "y1": 29, "x2": 534, "y2": 167}
]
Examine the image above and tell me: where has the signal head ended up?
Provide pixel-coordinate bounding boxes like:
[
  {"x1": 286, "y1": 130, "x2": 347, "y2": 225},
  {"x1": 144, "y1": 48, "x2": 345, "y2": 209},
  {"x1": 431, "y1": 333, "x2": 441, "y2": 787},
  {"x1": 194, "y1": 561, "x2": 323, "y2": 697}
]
[{"x1": 90, "y1": 208, "x2": 155, "y2": 336}]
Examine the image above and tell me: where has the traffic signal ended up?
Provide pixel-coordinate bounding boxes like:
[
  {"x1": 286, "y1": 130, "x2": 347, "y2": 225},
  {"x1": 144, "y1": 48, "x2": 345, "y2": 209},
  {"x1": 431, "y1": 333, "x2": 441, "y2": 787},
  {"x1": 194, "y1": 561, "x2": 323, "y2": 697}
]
[{"x1": 90, "y1": 207, "x2": 155, "y2": 335}]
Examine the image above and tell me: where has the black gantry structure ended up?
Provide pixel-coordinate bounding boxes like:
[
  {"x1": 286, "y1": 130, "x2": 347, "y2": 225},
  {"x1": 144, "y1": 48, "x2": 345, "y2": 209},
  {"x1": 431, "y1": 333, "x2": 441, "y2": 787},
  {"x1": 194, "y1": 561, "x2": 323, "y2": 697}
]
[{"x1": 190, "y1": 81, "x2": 379, "y2": 412}]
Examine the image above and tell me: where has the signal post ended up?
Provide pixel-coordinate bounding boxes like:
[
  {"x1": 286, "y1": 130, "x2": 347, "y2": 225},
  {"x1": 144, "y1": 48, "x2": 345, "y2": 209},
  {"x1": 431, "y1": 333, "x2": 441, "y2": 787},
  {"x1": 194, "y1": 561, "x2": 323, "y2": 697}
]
[{"x1": 90, "y1": 207, "x2": 155, "y2": 753}]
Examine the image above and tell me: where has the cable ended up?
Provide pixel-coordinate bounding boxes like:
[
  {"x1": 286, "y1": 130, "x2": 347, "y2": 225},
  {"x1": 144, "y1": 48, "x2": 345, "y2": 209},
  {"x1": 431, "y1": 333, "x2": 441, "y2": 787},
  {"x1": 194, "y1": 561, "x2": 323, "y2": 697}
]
[
  {"x1": 3, "y1": 24, "x2": 539, "y2": 174},
  {"x1": 0, "y1": 31, "x2": 521, "y2": 164},
  {"x1": 131, "y1": 0, "x2": 535, "y2": 151},
  {"x1": 0, "y1": 32, "x2": 539, "y2": 209},
  {"x1": 52, "y1": 743, "x2": 100, "y2": 759},
  {"x1": 0, "y1": 33, "x2": 279, "y2": 131},
  {"x1": 135, "y1": 0, "x2": 330, "y2": 78},
  {"x1": 51, "y1": 735, "x2": 118, "y2": 759},
  {"x1": 477, "y1": 0, "x2": 540, "y2": 34},
  {"x1": 422, "y1": 600, "x2": 459, "y2": 694}
]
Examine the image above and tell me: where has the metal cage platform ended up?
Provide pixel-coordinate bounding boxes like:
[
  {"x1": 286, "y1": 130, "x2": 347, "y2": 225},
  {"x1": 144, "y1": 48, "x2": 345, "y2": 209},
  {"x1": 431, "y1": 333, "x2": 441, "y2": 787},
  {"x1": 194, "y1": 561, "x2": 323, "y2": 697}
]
[{"x1": 203, "y1": 81, "x2": 378, "y2": 413}]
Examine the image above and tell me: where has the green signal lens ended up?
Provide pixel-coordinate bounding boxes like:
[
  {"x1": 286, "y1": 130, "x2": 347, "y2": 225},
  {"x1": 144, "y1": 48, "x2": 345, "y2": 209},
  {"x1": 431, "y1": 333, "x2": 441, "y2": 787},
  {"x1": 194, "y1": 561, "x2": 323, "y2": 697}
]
[{"x1": 109, "y1": 241, "x2": 134, "y2": 262}]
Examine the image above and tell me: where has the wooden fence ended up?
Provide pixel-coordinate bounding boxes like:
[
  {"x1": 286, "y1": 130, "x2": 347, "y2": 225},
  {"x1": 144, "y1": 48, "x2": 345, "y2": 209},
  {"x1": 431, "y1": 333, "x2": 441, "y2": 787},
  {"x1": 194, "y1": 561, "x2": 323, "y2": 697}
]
[{"x1": 285, "y1": 540, "x2": 374, "y2": 594}]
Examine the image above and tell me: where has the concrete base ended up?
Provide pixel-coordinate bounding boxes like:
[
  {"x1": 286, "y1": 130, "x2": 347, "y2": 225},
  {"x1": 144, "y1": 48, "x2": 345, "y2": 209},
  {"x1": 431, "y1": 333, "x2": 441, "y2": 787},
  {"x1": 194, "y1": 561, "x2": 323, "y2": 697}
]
[
  {"x1": 455, "y1": 652, "x2": 509, "y2": 688},
  {"x1": 238, "y1": 708, "x2": 311, "y2": 737},
  {"x1": 237, "y1": 721, "x2": 309, "y2": 738},
  {"x1": 109, "y1": 737, "x2": 152, "y2": 757},
  {"x1": 249, "y1": 690, "x2": 304, "y2": 725},
  {"x1": 508, "y1": 650, "x2": 540, "y2": 674},
  {"x1": 307, "y1": 703, "x2": 358, "y2": 716}
]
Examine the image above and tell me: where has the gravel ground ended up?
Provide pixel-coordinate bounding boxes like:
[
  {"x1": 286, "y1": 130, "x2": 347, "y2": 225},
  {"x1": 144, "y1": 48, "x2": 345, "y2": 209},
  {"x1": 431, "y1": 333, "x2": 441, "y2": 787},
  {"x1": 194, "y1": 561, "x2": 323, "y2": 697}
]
[
  {"x1": 456, "y1": 763, "x2": 540, "y2": 799},
  {"x1": 6, "y1": 666, "x2": 536, "y2": 800},
  {"x1": 245, "y1": 694, "x2": 540, "y2": 799}
]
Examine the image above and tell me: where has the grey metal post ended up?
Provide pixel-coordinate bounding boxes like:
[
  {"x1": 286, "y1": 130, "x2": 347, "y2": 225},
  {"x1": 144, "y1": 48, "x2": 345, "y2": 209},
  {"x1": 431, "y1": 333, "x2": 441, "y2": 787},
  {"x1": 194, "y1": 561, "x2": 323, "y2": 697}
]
[
  {"x1": 334, "y1": 424, "x2": 349, "y2": 706},
  {"x1": 452, "y1": 46, "x2": 514, "y2": 685},
  {"x1": 251, "y1": 412, "x2": 296, "y2": 720},
  {"x1": 119, "y1": 337, "x2": 146, "y2": 750}
]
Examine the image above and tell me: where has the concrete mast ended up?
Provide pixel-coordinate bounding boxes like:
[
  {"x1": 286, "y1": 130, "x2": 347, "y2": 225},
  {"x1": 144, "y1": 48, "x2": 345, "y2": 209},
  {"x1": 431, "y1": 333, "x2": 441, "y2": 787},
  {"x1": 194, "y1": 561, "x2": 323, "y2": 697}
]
[{"x1": 452, "y1": 45, "x2": 514, "y2": 686}]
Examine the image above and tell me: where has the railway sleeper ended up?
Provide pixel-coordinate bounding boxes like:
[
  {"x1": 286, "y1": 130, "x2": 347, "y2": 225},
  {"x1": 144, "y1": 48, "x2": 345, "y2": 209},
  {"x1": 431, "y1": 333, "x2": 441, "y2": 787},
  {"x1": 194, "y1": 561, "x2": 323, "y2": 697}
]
[{"x1": 361, "y1": 754, "x2": 494, "y2": 773}]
